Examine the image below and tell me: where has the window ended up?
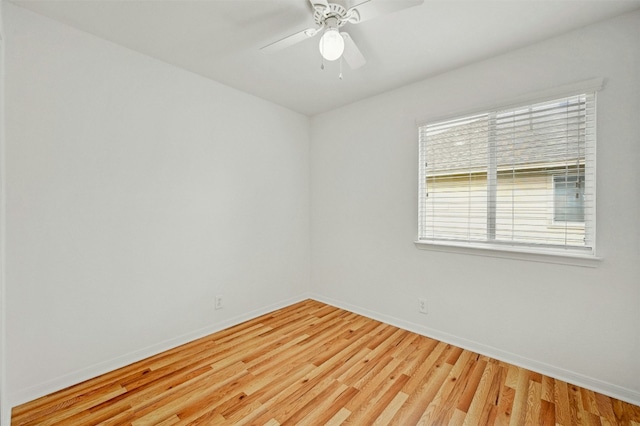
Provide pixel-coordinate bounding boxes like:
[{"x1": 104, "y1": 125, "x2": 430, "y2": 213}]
[
  {"x1": 553, "y1": 174, "x2": 585, "y2": 223},
  {"x1": 417, "y1": 92, "x2": 596, "y2": 256}
]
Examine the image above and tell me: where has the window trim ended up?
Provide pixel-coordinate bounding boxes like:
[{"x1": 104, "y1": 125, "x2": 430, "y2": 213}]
[
  {"x1": 416, "y1": 79, "x2": 603, "y2": 261},
  {"x1": 413, "y1": 239, "x2": 602, "y2": 267},
  {"x1": 415, "y1": 78, "x2": 604, "y2": 129}
]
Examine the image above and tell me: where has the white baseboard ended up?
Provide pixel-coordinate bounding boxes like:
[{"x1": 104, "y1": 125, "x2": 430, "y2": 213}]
[
  {"x1": 9, "y1": 293, "x2": 312, "y2": 408},
  {"x1": 308, "y1": 293, "x2": 640, "y2": 407}
]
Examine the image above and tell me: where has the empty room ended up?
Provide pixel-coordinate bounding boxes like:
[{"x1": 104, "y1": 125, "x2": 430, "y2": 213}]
[{"x1": 1, "y1": 0, "x2": 639, "y2": 424}]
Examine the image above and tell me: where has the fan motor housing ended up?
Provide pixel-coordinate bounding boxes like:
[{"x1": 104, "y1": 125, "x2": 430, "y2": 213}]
[{"x1": 314, "y1": 3, "x2": 360, "y2": 27}]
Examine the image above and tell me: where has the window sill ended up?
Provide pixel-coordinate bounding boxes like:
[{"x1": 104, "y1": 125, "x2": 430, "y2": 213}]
[{"x1": 414, "y1": 240, "x2": 601, "y2": 267}]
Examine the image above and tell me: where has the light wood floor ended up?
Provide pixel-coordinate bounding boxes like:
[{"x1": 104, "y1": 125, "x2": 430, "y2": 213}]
[{"x1": 12, "y1": 300, "x2": 640, "y2": 425}]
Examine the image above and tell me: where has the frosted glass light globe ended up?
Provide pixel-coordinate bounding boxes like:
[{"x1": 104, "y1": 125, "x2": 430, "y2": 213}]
[{"x1": 319, "y1": 28, "x2": 345, "y2": 61}]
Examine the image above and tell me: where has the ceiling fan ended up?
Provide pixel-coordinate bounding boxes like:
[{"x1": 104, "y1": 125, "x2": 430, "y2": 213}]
[{"x1": 261, "y1": 0, "x2": 424, "y2": 71}]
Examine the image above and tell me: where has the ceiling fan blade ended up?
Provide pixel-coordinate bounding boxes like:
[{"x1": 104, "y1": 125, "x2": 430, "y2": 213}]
[
  {"x1": 261, "y1": 27, "x2": 318, "y2": 53},
  {"x1": 341, "y1": 32, "x2": 366, "y2": 69},
  {"x1": 348, "y1": 0, "x2": 424, "y2": 24}
]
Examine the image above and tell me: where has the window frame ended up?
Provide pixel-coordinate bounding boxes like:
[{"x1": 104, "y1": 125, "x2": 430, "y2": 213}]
[{"x1": 414, "y1": 79, "x2": 603, "y2": 265}]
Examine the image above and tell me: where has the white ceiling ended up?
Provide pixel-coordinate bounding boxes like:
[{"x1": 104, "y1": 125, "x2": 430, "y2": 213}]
[{"x1": 11, "y1": 0, "x2": 640, "y2": 116}]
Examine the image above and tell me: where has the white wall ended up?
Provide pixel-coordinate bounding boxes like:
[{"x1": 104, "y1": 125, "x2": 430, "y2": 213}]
[
  {"x1": 4, "y1": 3, "x2": 310, "y2": 407},
  {"x1": 0, "y1": 2, "x2": 8, "y2": 423},
  {"x1": 310, "y1": 10, "x2": 640, "y2": 403}
]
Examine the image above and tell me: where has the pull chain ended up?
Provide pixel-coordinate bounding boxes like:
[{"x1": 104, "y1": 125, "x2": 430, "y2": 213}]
[{"x1": 339, "y1": 56, "x2": 343, "y2": 80}]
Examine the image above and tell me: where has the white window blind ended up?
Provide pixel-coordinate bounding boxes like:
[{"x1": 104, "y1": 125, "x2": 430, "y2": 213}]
[{"x1": 418, "y1": 92, "x2": 596, "y2": 255}]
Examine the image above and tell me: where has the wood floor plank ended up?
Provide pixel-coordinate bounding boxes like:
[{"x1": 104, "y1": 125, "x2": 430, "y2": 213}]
[
  {"x1": 414, "y1": 349, "x2": 474, "y2": 424},
  {"x1": 288, "y1": 384, "x2": 357, "y2": 426},
  {"x1": 505, "y1": 363, "x2": 520, "y2": 389},
  {"x1": 372, "y1": 391, "x2": 408, "y2": 425},
  {"x1": 462, "y1": 359, "x2": 501, "y2": 425},
  {"x1": 13, "y1": 383, "x2": 127, "y2": 426},
  {"x1": 523, "y1": 379, "x2": 542, "y2": 425},
  {"x1": 449, "y1": 408, "x2": 468, "y2": 425},
  {"x1": 456, "y1": 355, "x2": 487, "y2": 413},
  {"x1": 277, "y1": 379, "x2": 345, "y2": 424},
  {"x1": 342, "y1": 359, "x2": 407, "y2": 423},
  {"x1": 129, "y1": 363, "x2": 248, "y2": 425},
  {"x1": 353, "y1": 373, "x2": 410, "y2": 425},
  {"x1": 263, "y1": 372, "x2": 339, "y2": 423},
  {"x1": 172, "y1": 371, "x2": 256, "y2": 423},
  {"x1": 542, "y1": 375, "x2": 555, "y2": 403},
  {"x1": 509, "y1": 368, "x2": 532, "y2": 426},
  {"x1": 427, "y1": 350, "x2": 481, "y2": 425},
  {"x1": 398, "y1": 336, "x2": 439, "y2": 377},
  {"x1": 540, "y1": 399, "x2": 556, "y2": 425},
  {"x1": 597, "y1": 391, "x2": 619, "y2": 424},
  {"x1": 582, "y1": 387, "x2": 601, "y2": 416},
  {"x1": 476, "y1": 361, "x2": 506, "y2": 425},
  {"x1": 12, "y1": 300, "x2": 640, "y2": 426},
  {"x1": 325, "y1": 407, "x2": 351, "y2": 425},
  {"x1": 555, "y1": 379, "x2": 574, "y2": 426},
  {"x1": 401, "y1": 341, "x2": 451, "y2": 396},
  {"x1": 390, "y1": 348, "x2": 454, "y2": 425},
  {"x1": 568, "y1": 382, "x2": 585, "y2": 425},
  {"x1": 627, "y1": 402, "x2": 640, "y2": 422},
  {"x1": 12, "y1": 379, "x2": 126, "y2": 424},
  {"x1": 494, "y1": 382, "x2": 517, "y2": 425}
]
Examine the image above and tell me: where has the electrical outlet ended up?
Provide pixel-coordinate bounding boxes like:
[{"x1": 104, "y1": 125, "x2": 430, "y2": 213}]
[
  {"x1": 418, "y1": 298, "x2": 427, "y2": 314},
  {"x1": 215, "y1": 295, "x2": 223, "y2": 310}
]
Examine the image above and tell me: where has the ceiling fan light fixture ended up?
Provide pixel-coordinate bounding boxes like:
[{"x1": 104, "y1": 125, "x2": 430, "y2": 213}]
[{"x1": 319, "y1": 27, "x2": 344, "y2": 61}]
